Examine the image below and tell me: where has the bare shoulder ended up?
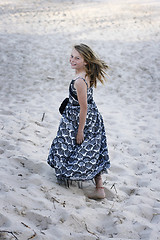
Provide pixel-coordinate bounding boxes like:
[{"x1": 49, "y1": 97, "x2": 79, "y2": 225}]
[{"x1": 74, "y1": 77, "x2": 87, "y2": 90}]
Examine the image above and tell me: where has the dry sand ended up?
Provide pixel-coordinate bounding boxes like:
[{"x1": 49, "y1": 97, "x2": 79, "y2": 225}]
[{"x1": 0, "y1": 0, "x2": 160, "y2": 239}]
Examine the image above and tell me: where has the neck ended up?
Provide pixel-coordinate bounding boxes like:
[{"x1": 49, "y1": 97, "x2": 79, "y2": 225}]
[{"x1": 75, "y1": 70, "x2": 86, "y2": 76}]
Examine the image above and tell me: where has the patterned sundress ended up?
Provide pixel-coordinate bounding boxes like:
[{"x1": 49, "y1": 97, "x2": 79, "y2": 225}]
[{"x1": 47, "y1": 77, "x2": 110, "y2": 185}]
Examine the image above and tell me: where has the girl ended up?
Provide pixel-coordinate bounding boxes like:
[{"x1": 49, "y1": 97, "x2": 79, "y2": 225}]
[{"x1": 47, "y1": 43, "x2": 110, "y2": 199}]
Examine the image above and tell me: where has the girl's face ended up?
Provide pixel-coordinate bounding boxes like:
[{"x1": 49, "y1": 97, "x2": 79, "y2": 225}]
[{"x1": 70, "y1": 48, "x2": 86, "y2": 72}]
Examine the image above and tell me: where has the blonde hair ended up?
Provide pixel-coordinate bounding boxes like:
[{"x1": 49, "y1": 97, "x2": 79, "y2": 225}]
[{"x1": 74, "y1": 43, "x2": 108, "y2": 87}]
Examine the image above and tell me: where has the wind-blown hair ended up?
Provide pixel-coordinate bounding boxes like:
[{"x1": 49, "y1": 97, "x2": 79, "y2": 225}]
[{"x1": 74, "y1": 43, "x2": 108, "y2": 87}]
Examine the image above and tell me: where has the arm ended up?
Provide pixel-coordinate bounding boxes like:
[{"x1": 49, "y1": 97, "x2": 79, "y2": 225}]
[{"x1": 74, "y1": 79, "x2": 88, "y2": 144}]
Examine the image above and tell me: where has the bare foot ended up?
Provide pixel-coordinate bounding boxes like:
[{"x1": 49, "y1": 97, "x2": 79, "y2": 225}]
[{"x1": 88, "y1": 187, "x2": 105, "y2": 200}]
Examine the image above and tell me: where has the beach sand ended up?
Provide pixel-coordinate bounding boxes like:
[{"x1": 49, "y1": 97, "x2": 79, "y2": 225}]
[{"x1": 0, "y1": 0, "x2": 160, "y2": 239}]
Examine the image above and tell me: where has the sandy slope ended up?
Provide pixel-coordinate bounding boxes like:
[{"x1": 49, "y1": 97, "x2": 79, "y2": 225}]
[{"x1": 0, "y1": 0, "x2": 160, "y2": 239}]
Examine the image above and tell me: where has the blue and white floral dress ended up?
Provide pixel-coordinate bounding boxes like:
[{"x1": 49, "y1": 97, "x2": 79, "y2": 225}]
[{"x1": 47, "y1": 77, "x2": 110, "y2": 185}]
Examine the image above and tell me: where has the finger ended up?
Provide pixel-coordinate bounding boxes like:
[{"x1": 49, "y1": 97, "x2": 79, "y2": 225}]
[{"x1": 77, "y1": 140, "x2": 82, "y2": 145}]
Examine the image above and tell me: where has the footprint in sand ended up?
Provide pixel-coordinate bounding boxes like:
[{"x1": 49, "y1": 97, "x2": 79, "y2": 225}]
[
  {"x1": 0, "y1": 110, "x2": 14, "y2": 115},
  {"x1": 119, "y1": 186, "x2": 139, "y2": 197},
  {"x1": 134, "y1": 162, "x2": 147, "y2": 174},
  {"x1": 110, "y1": 164, "x2": 127, "y2": 174},
  {"x1": 0, "y1": 140, "x2": 9, "y2": 147},
  {"x1": 25, "y1": 211, "x2": 52, "y2": 230},
  {"x1": 0, "y1": 213, "x2": 11, "y2": 227},
  {"x1": 0, "y1": 140, "x2": 15, "y2": 152},
  {"x1": 127, "y1": 147, "x2": 141, "y2": 157},
  {"x1": 14, "y1": 157, "x2": 47, "y2": 175},
  {"x1": 0, "y1": 183, "x2": 10, "y2": 193},
  {"x1": 0, "y1": 147, "x2": 4, "y2": 154}
]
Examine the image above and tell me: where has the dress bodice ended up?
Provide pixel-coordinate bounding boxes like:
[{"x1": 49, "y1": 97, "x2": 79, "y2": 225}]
[{"x1": 69, "y1": 79, "x2": 93, "y2": 106}]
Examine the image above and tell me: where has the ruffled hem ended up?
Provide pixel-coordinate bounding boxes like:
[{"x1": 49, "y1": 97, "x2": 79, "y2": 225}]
[{"x1": 50, "y1": 166, "x2": 110, "y2": 188}]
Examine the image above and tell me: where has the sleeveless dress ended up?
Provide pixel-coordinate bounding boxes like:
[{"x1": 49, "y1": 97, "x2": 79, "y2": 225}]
[{"x1": 47, "y1": 77, "x2": 110, "y2": 185}]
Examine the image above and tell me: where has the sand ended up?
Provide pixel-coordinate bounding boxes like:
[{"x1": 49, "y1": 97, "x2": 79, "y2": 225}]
[{"x1": 0, "y1": 0, "x2": 160, "y2": 239}]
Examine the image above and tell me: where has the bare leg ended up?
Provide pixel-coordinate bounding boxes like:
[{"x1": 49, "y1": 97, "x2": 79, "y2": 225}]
[{"x1": 88, "y1": 174, "x2": 105, "y2": 200}]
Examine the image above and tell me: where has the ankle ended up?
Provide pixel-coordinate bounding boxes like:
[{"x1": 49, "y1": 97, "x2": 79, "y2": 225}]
[
  {"x1": 96, "y1": 187, "x2": 104, "y2": 189},
  {"x1": 95, "y1": 175, "x2": 104, "y2": 189}
]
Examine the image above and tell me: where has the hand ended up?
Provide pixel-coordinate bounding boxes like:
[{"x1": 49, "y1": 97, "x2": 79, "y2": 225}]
[{"x1": 76, "y1": 130, "x2": 84, "y2": 145}]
